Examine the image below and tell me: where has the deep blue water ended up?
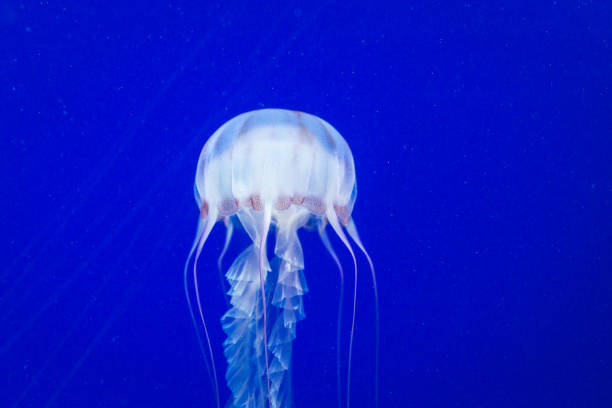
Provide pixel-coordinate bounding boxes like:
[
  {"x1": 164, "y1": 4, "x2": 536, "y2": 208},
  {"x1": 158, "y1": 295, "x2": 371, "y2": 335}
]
[{"x1": 1, "y1": 1, "x2": 611, "y2": 407}]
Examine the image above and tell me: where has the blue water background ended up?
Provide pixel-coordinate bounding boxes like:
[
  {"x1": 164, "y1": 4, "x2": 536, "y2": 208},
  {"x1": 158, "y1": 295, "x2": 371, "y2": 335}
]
[{"x1": 1, "y1": 1, "x2": 611, "y2": 407}]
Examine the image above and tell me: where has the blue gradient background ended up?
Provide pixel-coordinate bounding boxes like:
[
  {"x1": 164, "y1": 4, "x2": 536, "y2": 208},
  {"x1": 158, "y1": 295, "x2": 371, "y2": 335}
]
[{"x1": 1, "y1": 1, "x2": 611, "y2": 407}]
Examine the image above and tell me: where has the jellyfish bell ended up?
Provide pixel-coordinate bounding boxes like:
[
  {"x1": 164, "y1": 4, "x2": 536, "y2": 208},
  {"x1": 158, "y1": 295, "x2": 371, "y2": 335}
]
[
  {"x1": 194, "y1": 109, "x2": 356, "y2": 224},
  {"x1": 185, "y1": 109, "x2": 378, "y2": 408}
]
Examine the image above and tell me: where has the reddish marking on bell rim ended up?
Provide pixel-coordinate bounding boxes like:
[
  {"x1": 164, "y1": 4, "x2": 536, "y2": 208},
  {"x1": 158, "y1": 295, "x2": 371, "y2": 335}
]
[
  {"x1": 334, "y1": 204, "x2": 350, "y2": 225},
  {"x1": 303, "y1": 196, "x2": 326, "y2": 215},
  {"x1": 291, "y1": 195, "x2": 305, "y2": 205},
  {"x1": 219, "y1": 198, "x2": 239, "y2": 216},
  {"x1": 249, "y1": 195, "x2": 263, "y2": 211},
  {"x1": 274, "y1": 196, "x2": 291, "y2": 210},
  {"x1": 200, "y1": 201, "x2": 209, "y2": 219}
]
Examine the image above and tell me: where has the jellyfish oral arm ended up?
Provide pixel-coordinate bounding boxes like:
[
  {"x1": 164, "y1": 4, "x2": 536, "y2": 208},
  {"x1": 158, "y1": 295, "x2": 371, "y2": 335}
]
[
  {"x1": 221, "y1": 208, "x2": 308, "y2": 408},
  {"x1": 221, "y1": 244, "x2": 268, "y2": 407},
  {"x1": 267, "y1": 211, "x2": 309, "y2": 407}
]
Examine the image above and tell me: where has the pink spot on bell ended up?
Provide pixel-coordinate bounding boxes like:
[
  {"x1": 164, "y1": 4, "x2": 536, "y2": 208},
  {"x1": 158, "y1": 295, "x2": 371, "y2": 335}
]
[
  {"x1": 219, "y1": 198, "x2": 239, "y2": 216},
  {"x1": 333, "y1": 204, "x2": 350, "y2": 225},
  {"x1": 303, "y1": 196, "x2": 326, "y2": 215},
  {"x1": 200, "y1": 201, "x2": 209, "y2": 219},
  {"x1": 275, "y1": 196, "x2": 292, "y2": 210},
  {"x1": 249, "y1": 195, "x2": 263, "y2": 211}
]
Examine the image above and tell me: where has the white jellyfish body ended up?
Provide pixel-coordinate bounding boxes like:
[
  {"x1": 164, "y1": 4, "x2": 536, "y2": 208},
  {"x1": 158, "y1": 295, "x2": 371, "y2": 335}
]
[
  {"x1": 194, "y1": 109, "x2": 356, "y2": 222},
  {"x1": 185, "y1": 109, "x2": 377, "y2": 408}
]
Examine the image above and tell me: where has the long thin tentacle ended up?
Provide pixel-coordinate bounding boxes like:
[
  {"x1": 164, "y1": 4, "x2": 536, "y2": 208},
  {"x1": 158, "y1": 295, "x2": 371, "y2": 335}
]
[
  {"x1": 326, "y1": 210, "x2": 358, "y2": 408},
  {"x1": 192, "y1": 210, "x2": 221, "y2": 408},
  {"x1": 217, "y1": 217, "x2": 234, "y2": 308},
  {"x1": 318, "y1": 221, "x2": 345, "y2": 408},
  {"x1": 346, "y1": 218, "x2": 379, "y2": 408},
  {"x1": 184, "y1": 219, "x2": 212, "y2": 375}
]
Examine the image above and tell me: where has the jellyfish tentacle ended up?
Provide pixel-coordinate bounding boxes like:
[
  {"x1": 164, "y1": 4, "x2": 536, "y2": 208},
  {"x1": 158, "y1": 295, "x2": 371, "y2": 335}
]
[
  {"x1": 318, "y1": 221, "x2": 345, "y2": 408},
  {"x1": 184, "y1": 220, "x2": 214, "y2": 386},
  {"x1": 187, "y1": 209, "x2": 221, "y2": 408},
  {"x1": 217, "y1": 217, "x2": 234, "y2": 308},
  {"x1": 346, "y1": 218, "x2": 379, "y2": 408},
  {"x1": 218, "y1": 216, "x2": 234, "y2": 273},
  {"x1": 326, "y1": 210, "x2": 358, "y2": 408}
]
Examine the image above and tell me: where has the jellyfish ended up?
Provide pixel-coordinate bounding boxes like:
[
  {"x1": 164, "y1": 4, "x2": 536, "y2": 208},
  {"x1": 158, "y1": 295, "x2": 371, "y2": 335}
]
[{"x1": 184, "y1": 109, "x2": 378, "y2": 408}]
